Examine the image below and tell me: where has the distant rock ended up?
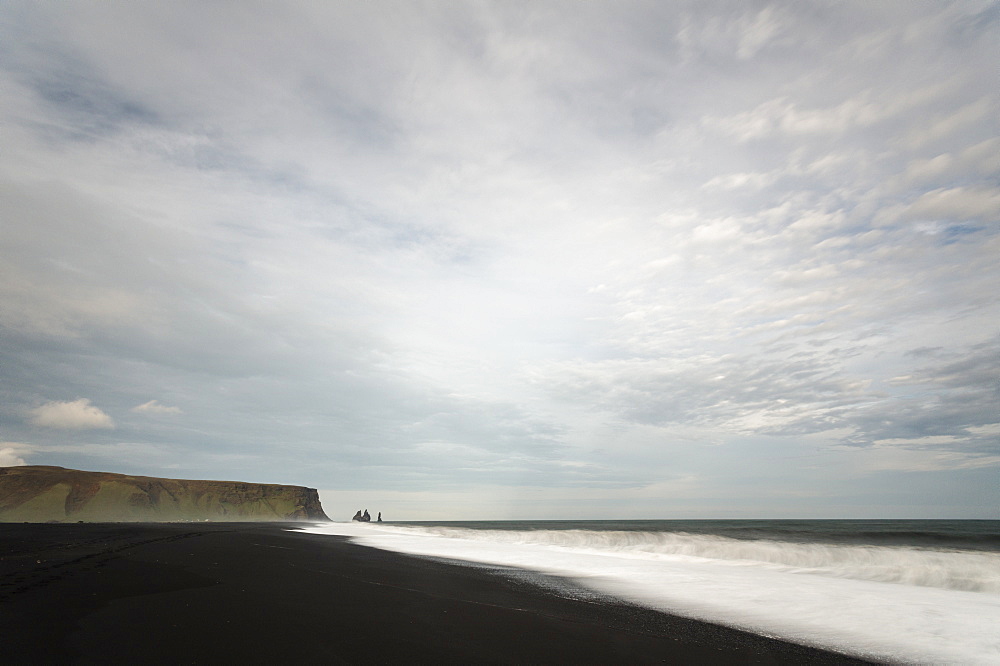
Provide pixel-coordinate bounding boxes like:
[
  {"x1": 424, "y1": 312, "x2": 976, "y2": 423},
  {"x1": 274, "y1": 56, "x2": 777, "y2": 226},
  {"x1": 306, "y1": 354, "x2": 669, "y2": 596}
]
[{"x1": 0, "y1": 466, "x2": 330, "y2": 523}]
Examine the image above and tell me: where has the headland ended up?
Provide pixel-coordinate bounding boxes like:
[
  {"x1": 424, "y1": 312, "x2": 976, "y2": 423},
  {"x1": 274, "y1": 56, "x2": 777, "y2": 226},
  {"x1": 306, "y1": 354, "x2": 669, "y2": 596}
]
[{"x1": 0, "y1": 465, "x2": 329, "y2": 522}]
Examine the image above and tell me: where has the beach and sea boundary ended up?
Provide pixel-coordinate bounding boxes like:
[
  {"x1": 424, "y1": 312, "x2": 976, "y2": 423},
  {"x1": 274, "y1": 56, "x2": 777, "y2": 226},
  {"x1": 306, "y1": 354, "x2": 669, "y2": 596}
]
[
  {"x1": 1, "y1": 521, "x2": 870, "y2": 664},
  {"x1": 303, "y1": 518, "x2": 1000, "y2": 663}
]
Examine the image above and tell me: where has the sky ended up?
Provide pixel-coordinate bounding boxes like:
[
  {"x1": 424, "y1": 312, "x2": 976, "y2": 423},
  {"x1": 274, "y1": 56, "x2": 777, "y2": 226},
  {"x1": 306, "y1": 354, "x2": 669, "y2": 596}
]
[{"x1": 1, "y1": 1, "x2": 997, "y2": 520}]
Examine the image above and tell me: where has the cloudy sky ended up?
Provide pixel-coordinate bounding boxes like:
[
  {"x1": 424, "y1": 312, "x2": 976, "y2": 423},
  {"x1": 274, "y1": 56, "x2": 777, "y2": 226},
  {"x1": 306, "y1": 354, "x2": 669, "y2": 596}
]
[{"x1": 1, "y1": 1, "x2": 997, "y2": 519}]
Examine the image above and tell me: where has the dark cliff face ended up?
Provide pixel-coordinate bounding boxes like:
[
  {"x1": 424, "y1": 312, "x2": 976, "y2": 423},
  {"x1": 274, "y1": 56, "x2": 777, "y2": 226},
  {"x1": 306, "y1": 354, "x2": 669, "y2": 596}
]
[{"x1": 0, "y1": 466, "x2": 330, "y2": 523}]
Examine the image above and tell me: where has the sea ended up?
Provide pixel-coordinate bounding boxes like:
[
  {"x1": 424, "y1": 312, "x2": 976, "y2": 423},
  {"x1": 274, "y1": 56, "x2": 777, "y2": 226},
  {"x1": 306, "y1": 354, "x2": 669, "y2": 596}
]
[{"x1": 299, "y1": 519, "x2": 1000, "y2": 664}]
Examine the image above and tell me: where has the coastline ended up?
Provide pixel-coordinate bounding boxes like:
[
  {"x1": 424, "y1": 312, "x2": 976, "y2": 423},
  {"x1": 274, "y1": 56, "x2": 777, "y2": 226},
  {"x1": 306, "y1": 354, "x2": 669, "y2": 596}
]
[{"x1": 1, "y1": 522, "x2": 872, "y2": 664}]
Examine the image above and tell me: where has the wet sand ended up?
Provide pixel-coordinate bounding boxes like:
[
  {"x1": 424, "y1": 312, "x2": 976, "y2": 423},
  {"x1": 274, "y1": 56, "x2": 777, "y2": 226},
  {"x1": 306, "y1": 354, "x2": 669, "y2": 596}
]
[{"x1": 0, "y1": 522, "x2": 871, "y2": 664}]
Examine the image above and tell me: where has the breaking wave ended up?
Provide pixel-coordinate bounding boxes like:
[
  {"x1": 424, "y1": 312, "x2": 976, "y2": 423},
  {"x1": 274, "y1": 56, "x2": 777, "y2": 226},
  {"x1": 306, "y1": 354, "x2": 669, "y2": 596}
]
[
  {"x1": 299, "y1": 520, "x2": 1000, "y2": 664},
  {"x1": 373, "y1": 525, "x2": 1000, "y2": 593}
]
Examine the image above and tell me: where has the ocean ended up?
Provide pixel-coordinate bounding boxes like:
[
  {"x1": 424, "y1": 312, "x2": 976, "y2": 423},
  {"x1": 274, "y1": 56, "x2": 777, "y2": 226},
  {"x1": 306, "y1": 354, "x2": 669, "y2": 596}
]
[{"x1": 299, "y1": 519, "x2": 1000, "y2": 664}]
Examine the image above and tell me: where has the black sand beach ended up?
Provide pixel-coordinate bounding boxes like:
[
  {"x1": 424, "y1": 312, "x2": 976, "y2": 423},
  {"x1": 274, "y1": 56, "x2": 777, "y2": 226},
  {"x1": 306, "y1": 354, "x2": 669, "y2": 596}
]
[{"x1": 1, "y1": 523, "x2": 871, "y2": 664}]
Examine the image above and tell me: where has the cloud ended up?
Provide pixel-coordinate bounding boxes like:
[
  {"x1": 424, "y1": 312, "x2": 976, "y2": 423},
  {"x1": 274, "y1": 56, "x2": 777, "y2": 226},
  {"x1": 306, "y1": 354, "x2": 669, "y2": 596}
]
[
  {"x1": 702, "y1": 171, "x2": 778, "y2": 191},
  {"x1": 28, "y1": 399, "x2": 115, "y2": 430},
  {"x1": 0, "y1": 2, "x2": 996, "y2": 516},
  {"x1": 843, "y1": 338, "x2": 1000, "y2": 448},
  {"x1": 904, "y1": 186, "x2": 1000, "y2": 221},
  {"x1": 846, "y1": 438, "x2": 1000, "y2": 474},
  {"x1": 703, "y1": 96, "x2": 887, "y2": 142},
  {"x1": 131, "y1": 400, "x2": 182, "y2": 415},
  {"x1": 902, "y1": 98, "x2": 993, "y2": 149},
  {"x1": 0, "y1": 442, "x2": 33, "y2": 466},
  {"x1": 675, "y1": 4, "x2": 795, "y2": 65},
  {"x1": 894, "y1": 138, "x2": 1000, "y2": 190}
]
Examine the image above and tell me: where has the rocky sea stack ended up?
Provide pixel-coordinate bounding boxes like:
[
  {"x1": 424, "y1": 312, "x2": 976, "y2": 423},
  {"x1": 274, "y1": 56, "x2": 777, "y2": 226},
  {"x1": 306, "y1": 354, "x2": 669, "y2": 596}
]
[{"x1": 0, "y1": 466, "x2": 330, "y2": 523}]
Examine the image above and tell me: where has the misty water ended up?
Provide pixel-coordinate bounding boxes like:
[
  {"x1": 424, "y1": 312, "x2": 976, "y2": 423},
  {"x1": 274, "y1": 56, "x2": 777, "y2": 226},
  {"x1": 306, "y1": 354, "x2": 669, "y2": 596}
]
[{"x1": 300, "y1": 519, "x2": 1000, "y2": 664}]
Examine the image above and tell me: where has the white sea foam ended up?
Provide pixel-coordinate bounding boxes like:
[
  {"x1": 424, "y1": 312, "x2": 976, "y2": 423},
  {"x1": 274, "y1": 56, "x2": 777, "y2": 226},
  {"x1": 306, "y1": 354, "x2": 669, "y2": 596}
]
[{"x1": 298, "y1": 522, "x2": 1000, "y2": 664}]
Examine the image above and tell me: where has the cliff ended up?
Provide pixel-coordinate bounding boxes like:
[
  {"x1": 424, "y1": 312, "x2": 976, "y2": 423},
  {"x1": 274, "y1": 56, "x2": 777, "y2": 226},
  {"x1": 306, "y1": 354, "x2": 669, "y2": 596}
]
[{"x1": 0, "y1": 466, "x2": 330, "y2": 523}]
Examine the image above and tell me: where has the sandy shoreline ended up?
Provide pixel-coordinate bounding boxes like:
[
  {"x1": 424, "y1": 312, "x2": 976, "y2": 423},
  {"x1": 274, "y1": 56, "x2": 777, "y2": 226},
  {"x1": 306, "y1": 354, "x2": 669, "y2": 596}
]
[{"x1": 1, "y1": 522, "x2": 871, "y2": 664}]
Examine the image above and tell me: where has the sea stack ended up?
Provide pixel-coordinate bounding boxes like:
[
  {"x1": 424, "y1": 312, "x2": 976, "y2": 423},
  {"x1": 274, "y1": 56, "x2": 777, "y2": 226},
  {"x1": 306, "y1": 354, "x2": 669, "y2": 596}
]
[{"x1": 0, "y1": 465, "x2": 330, "y2": 522}]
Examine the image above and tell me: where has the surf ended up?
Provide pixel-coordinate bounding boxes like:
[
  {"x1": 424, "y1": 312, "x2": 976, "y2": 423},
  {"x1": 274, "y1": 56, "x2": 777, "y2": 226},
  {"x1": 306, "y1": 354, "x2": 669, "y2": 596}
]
[
  {"x1": 358, "y1": 523, "x2": 1000, "y2": 593},
  {"x1": 299, "y1": 520, "x2": 1000, "y2": 664}
]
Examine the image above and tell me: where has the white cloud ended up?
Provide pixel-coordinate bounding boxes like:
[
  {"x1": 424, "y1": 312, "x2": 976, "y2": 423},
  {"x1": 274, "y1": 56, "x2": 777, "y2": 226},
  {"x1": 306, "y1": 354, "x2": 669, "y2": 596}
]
[
  {"x1": 736, "y1": 7, "x2": 785, "y2": 59},
  {"x1": 0, "y1": 442, "x2": 33, "y2": 466},
  {"x1": 960, "y1": 137, "x2": 1000, "y2": 176},
  {"x1": 677, "y1": 5, "x2": 790, "y2": 63},
  {"x1": 131, "y1": 400, "x2": 183, "y2": 415},
  {"x1": 29, "y1": 399, "x2": 115, "y2": 430},
  {"x1": 902, "y1": 98, "x2": 993, "y2": 149},
  {"x1": 905, "y1": 186, "x2": 1000, "y2": 221},
  {"x1": 702, "y1": 171, "x2": 778, "y2": 191},
  {"x1": 702, "y1": 96, "x2": 887, "y2": 142}
]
